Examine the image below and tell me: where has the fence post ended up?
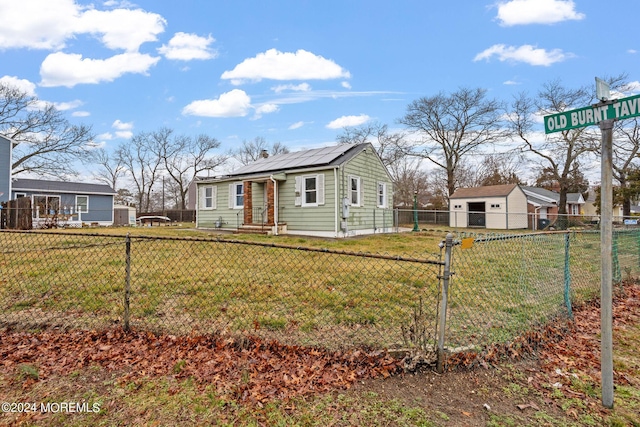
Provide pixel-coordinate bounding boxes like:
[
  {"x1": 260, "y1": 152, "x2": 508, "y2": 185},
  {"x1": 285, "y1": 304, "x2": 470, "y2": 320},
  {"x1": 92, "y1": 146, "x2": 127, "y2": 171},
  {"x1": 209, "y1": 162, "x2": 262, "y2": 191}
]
[
  {"x1": 124, "y1": 233, "x2": 131, "y2": 331},
  {"x1": 564, "y1": 232, "x2": 573, "y2": 320},
  {"x1": 394, "y1": 208, "x2": 398, "y2": 233},
  {"x1": 437, "y1": 233, "x2": 454, "y2": 374}
]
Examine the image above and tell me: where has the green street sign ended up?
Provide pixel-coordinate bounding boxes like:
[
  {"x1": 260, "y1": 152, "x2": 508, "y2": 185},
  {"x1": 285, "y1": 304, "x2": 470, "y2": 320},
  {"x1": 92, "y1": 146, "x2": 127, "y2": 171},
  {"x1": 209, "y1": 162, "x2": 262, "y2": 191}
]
[{"x1": 544, "y1": 93, "x2": 640, "y2": 134}]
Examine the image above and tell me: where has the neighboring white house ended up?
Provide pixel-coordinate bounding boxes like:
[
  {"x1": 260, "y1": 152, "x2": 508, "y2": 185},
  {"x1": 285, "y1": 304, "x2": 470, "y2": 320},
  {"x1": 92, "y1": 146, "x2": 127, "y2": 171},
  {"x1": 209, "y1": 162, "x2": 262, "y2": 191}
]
[{"x1": 449, "y1": 184, "x2": 528, "y2": 229}]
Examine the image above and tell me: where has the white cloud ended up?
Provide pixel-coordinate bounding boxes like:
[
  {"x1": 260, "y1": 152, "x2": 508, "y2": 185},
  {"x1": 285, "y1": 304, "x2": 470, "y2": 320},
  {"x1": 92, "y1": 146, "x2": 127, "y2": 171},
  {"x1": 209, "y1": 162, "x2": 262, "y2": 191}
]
[
  {"x1": 271, "y1": 83, "x2": 311, "y2": 93},
  {"x1": 158, "y1": 32, "x2": 217, "y2": 61},
  {"x1": 252, "y1": 103, "x2": 279, "y2": 120},
  {"x1": 115, "y1": 130, "x2": 133, "y2": 139},
  {"x1": 326, "y1": 114, "x2": 370, "y2": 129},
  {"x1": 288, "y1": 121, "x2": 304, "y2": 130},
  {"x1": 628, "y1": 49, "x2": 638, "y2": 54},
  {"x1": 112, "y1": 119, "x2": 133, "y2": 131},
  {"x1": 0, "y1": 75, "x2": 37, "y2": 96},
  {"x1": 496, "y1": 0, "x2": 584, "y2": 26},
  {"x1": 221, "y1": 49, "x2": 351, "y2": 85},
  {"x1": 0, "y1": 0, "x2": 80, "y2": 50},
  {"x1": 75, "y1": 8, "x2": 166, "y2": 52},
  {"x1": 71, "y1": 111, "x2": 90, "y2": 117},
  {"x1": 96, "y1": 132, "x2": 114, "y2": 140},
  {"x1": 39, "y1": 51, "x2": 161, "y2": 87},
  {"x1": 0, "y1": 1, "x2": 165, "y2": 52},
  {"x1": 53, "y1": 99, "x2": 83, "y2": 110},
  {"x1": 474, "y1": 44, "x2": 570, "y2": 66},
  {"x1": 111, "y1": 120, "x2": 133, "y2": 138},
  {"x1": 341, "y1": 81, "x2": 352, "y2": 89},
  {"x1": 182, "y1": 89, "x2": 252, "y2": 118},
  {"x1": 503, "y1": 80, "x2": 521, "y2": 85}
]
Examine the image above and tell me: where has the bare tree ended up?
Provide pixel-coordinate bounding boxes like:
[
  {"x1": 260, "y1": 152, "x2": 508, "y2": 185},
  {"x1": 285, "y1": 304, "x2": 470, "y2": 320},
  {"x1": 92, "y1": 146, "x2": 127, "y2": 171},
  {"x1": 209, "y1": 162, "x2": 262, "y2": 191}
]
[
  {"x1": 232, "y1": 136, "x2": 289, "y2": 165},
  {"x1": 338, "y1": 122, "x2": 407, "y2": 169},
  {"x1": 1, "y1": 81, "x2": 94, "y2": 178},
  {"x1": 398, "y1": 87, "x2": 510, "y2": 197},
  {"x1": 91, "y1": 148, "x2": 125, "y2": 190},
  {"x1": 612, "y1": 117, "x2": 640, "y2": 215},
  {"x1": 116, "y1": 131, "x2": 165, "y2": 212},
  {"x1": 338, "y1": 122, "x2": 420, "y2": 206},
  {"x1": 152, "y1": 128, "x2": 227, "y2": 209},
  {"x1": 509, "y1": 79, "x2": 606, "y2": 226}
]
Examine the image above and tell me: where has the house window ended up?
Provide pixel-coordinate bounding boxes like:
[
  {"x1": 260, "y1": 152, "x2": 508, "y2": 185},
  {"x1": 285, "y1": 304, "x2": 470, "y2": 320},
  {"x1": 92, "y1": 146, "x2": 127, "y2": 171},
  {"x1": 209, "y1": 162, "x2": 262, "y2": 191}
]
[
  {"x1": 377, "y1": 182, "x2": 387, "y2": 208},
  {"x1": 295, "y1": 174, "x2": 325, "y2": 207},
  {"x1": 490, "y1": 203, "x2": 501, "y2": 209},
  {"x1": 570, "y1": 204, "x2": 580, "y2": 215},
  {"x1": 15, "y1": 193, "x2": 26, "y2": 198},
  {"x1": 76, "y1": 195, "x2": 89, "y2": 213},
  {"x1": 33, "y1": 195, "x2": 60, "y2": 218},
  {"x1": 200, "y1": 186, "x2": 216, "y2": 210},
  {"x1": 229, "y1": 183, "x2": 243, "y2": 208},
  {"x1": 349, "y1": 176, "x2": 361, "y2": 206},
  {"x1": 305, "y1": 176, "x2": 317, "y2": 205}
]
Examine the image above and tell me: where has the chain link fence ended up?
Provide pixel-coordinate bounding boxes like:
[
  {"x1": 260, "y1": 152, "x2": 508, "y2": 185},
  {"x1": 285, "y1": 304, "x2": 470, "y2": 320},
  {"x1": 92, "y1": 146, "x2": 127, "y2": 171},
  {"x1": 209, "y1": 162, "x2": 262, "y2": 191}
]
[
  {"x1": 443, "y1": 230, "x2": 640, "y2": 359},
  {"x1": 0, "y1": 230, "x2": 443, "y2": 350},
  {"x1": 2, "y1": 228, "x2": 639, "y2": 364}
]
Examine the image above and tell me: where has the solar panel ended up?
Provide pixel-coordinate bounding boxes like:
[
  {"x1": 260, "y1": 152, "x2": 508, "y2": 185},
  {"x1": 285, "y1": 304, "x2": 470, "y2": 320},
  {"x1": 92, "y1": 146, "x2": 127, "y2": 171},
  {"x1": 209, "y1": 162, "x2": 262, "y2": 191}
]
[{"x1": 229, "y1": 144, "x2": 359, "y2": 176}]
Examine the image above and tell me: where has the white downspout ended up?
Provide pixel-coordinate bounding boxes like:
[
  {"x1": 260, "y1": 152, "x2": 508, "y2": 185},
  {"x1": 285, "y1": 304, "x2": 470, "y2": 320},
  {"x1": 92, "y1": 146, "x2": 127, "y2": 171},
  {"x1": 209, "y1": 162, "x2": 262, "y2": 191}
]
[{"x1": 270, "y1": 175, "x2": 278, "y2": 235}]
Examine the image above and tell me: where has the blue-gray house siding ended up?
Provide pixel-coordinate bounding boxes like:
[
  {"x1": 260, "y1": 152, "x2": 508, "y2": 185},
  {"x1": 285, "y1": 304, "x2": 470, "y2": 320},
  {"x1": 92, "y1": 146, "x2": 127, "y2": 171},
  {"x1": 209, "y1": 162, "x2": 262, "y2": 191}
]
[
  {"x1": 0, "y1": 135, "x2": 12, "y2": 204},
  {"x1": 11, "y1": 179, "x2": 116, "y2": 225}
]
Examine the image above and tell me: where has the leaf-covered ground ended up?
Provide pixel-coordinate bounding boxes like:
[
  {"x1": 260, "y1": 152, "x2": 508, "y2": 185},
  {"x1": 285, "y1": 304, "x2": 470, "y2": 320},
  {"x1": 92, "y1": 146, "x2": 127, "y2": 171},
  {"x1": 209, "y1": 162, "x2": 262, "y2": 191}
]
[{"x1": 0, "y1": 281, "x2": 638, "y2": 426}]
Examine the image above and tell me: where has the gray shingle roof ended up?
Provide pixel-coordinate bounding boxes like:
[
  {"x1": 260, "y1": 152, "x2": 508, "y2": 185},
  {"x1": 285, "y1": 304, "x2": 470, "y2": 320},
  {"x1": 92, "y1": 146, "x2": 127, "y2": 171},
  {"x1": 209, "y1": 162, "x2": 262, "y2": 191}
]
[{"x1": 12, "y1": 178, "x2": 116, "y2": 195}]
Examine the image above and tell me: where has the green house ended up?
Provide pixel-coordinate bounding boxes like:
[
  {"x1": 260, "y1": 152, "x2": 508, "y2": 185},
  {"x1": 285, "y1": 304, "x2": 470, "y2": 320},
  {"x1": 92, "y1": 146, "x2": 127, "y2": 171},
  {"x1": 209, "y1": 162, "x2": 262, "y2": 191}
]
[{"x1": 195, "y1": 143, "x2": 394, "y2": 237}]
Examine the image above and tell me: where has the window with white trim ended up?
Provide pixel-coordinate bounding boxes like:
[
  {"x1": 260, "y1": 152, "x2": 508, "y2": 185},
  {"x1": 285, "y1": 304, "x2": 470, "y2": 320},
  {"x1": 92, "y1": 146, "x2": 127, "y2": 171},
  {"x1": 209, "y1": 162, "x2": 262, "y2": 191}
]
[
  {"x1": 76, "y1": 195, "x2": 89, "y2": 213},
  {"x1": 295, "y1": 174, "x2": 325, "y2": 207},
  {"x1": 33, "y1": 195, "x2": 60, "y2": 218},
  {"x1": 349, "y1": 175, "x2": 361, "y2": 206},
  {"x1": 200, "y1": 185, "x2": 216, "y2": 210},
  {"x1": 490, "y1": 203, "x2": 501, "y2": 209},
  {"x1": 377, "y1": 182, "x2": 387, "y2": 208},
  {"x1": 305, "y1": 176, "x2": 318, "y2": 205},
  {"x1": 229, "y1": 183, "x2": 243, "y2": 208}
]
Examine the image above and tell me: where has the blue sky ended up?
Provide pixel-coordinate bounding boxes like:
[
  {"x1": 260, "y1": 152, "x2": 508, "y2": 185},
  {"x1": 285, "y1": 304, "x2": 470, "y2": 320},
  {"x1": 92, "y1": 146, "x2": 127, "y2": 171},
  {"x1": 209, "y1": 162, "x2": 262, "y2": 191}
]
[{"x1": 1, "y1": 0, "x2": 639, "y2": 176}]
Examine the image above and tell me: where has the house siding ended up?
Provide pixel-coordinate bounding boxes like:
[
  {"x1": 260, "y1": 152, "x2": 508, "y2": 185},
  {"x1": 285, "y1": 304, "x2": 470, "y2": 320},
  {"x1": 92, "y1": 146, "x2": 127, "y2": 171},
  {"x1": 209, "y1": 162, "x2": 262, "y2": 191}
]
[
  {"x1": 0, "y1": 136, "x2": 11, "y2": 203},
  {"x1": 449, "y1": 186, "x2": 528, "y2": 229},
  {"x1": 506, "y1": 188, "x2": 528, "y2": 229},
  {"x1": 279, "y1": 171, "x2": 337, "y2": 233},
  {"x1": 196, "y1": 180, "x2": 244, "y2": 229},
  {"x1": 340, "y1": 149, "x2": 393, "y2": 233},
  {"x1": 10, "y1": 191, "x2": 114, "y2": 224}
]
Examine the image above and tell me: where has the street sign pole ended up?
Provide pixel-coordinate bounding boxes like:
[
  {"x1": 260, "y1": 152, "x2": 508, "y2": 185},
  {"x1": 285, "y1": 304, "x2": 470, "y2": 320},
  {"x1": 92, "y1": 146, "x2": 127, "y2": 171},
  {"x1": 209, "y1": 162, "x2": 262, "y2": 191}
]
[
  {"x1": 544, "y1": 82, "x2": 620, "y2": 409},
  {"x1": 599, "y1": 116, "x2": 615, "y2": 409}
]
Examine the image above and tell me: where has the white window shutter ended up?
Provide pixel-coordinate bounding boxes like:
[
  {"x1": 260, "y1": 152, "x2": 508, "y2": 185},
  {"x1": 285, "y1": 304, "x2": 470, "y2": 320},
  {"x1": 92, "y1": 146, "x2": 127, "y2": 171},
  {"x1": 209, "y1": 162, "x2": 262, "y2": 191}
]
[
  {"x1": 295, "y1": 176, "x2": 302, "y2": 206},
  {"x1": 317, "y1": 174, "x2": 325, "y2": 206},
  {"x1": 198, "y1": 186, "x2": 204, "y2": 209},
  {"x1": 228, "y1": 184, "x2": 234, "y2": 208},
  {"x1": 211, "y1": 186, "x2": 217, "y2": 210},
  {"x1": 360, "y1": 178, "x2": 364, "y2": 207}
]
